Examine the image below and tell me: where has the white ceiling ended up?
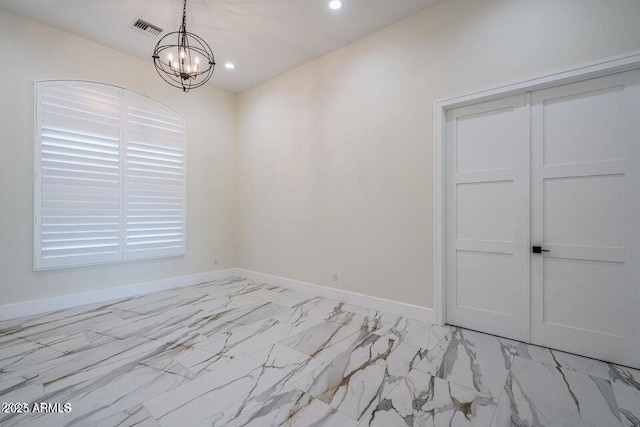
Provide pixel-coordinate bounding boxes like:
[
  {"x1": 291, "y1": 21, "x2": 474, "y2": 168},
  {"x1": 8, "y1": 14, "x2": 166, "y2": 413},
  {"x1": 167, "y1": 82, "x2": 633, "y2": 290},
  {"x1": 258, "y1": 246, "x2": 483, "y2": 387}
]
[{"x1": 0, "y1": 0, "x2": 440, "y2": 92}]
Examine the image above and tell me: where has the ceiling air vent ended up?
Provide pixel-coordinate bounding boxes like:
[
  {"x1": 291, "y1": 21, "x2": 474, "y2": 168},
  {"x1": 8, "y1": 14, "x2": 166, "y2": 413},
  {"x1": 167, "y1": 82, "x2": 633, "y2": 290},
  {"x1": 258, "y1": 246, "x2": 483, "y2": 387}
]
[{"x1": 129, "y1": 18, "x2": 163, "y2": 37}]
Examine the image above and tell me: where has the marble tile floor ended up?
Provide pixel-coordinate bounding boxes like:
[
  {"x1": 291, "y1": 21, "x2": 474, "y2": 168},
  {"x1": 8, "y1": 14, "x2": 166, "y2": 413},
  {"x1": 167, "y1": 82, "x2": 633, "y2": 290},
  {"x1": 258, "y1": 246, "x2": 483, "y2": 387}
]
[{"x1": 0, "y1": 277, "x2": 638, "y2": 426}]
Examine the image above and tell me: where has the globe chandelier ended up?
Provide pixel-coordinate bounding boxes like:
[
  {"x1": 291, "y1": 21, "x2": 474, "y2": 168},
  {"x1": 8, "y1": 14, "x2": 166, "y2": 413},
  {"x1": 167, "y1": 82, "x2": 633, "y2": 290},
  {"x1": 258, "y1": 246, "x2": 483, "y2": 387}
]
[{"x1": 152, "y1": 0, "x2": 216, "y2": 92}]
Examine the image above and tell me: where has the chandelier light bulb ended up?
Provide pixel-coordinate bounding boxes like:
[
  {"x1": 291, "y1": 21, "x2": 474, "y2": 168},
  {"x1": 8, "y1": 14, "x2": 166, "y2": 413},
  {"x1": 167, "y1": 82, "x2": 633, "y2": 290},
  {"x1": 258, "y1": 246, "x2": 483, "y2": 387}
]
[{"x1": 329, "y1": 0, "x2": 342, "y2": 10}]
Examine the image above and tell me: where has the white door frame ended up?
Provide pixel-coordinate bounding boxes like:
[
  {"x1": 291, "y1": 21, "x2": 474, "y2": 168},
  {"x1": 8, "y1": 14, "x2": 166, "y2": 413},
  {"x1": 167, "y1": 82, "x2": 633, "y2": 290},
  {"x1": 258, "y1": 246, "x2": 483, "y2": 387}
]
[{"x1": 433, "y1": 50, "x2": 640, "y2": 327}]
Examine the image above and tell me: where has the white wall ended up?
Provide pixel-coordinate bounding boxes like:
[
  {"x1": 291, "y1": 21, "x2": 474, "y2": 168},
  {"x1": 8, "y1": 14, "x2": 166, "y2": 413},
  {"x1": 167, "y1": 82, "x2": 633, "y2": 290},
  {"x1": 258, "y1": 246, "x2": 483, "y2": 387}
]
[
  {"x1": 0, "y1": 9, "x2": 237, "y2": 305},
  {"x1": 236, "y1": 0, "x2": 640, "y2": 308},
  {"x1": 3, "y1": 0, "x2": 640, "y2": 312}
]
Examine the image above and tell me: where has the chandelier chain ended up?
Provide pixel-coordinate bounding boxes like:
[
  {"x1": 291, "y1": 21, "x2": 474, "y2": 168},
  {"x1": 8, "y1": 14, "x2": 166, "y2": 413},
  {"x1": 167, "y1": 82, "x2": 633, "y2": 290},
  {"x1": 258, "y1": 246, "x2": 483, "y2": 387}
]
[{"x1": 181, "y1": 0, "x2": 187, "y2": 30}]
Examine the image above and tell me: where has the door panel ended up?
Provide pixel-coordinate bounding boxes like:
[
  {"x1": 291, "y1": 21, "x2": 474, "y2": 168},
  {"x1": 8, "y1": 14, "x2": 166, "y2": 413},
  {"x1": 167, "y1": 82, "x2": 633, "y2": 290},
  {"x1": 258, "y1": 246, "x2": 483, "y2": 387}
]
[
  {"x1": 543, "y1": 174, "x2": 625, "y2": 248},
  {"x1": 456, "y1": 107, "x2": 517, "y2": 172},
  {"x1": 542, "y1": 257, "x2": 626, "y2": 336},
  {"x1": 530, "y1": 70, "x2": 640, "y2": 368},
  {"x1": 456, "y1": 180, "x2": 514, "y2": 242},
  {"x1": 456, "y1": 251, "x2": 516, "y2": 315},
  {"x1": 542, "y1": 86, "x2": 626, "y2": 166},
  {"x1": 446, "y1": 95, "x2": 530, "y2": 341}
]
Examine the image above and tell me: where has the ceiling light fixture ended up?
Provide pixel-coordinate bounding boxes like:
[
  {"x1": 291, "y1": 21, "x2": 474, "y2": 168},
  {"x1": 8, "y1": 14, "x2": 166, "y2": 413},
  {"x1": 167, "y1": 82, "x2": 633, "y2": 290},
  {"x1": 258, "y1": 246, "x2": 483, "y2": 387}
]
[
  {"x1": 329, "y1": 0, "x2": 342, "y2": 10},
  {"x1": 152, "y1": 0, "x2": 215, "y2": 92},
  {"x1": 225, "y1": 62, "x2": 235, "y2": 70}
]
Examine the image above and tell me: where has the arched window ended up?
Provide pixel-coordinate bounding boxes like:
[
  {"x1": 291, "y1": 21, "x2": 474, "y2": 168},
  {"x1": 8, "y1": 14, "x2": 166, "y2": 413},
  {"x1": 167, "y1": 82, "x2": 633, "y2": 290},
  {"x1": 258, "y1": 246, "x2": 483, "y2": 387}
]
[{"x1": 34, "y1": 81, "x2": 185, "y2": 269}]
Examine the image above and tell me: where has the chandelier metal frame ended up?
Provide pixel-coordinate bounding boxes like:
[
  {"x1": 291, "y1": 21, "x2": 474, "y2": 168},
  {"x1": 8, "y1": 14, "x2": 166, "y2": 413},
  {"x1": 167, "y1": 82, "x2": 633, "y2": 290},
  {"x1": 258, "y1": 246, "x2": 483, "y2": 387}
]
[{"x1": 152, "y1": 0, "x2": 216, "y2": 92}]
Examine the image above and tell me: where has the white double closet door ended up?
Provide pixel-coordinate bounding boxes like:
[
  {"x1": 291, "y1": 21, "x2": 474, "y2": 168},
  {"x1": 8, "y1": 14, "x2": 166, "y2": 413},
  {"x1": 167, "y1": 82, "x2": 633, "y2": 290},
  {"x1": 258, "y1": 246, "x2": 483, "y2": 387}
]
[{"x1": 446, "y1": 69, "x2": 640, "y2": 368}]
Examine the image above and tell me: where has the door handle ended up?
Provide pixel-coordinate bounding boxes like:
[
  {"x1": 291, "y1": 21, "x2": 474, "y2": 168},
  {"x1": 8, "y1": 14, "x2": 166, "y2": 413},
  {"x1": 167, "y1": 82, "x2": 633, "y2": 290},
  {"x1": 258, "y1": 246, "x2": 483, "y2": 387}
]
[{"x1": 532, "y1": 246, "x2": 550, "y2": 254}]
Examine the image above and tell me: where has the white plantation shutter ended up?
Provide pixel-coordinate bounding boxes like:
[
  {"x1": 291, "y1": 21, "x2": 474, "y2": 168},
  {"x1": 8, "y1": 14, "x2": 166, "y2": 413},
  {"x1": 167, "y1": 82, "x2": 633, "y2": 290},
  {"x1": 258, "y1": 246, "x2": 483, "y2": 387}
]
[
  {"x1": 124, "y1": 92, "x2": 185, "y2": 260},
  {"x1": 35, "y1": 81, "x2": 185, "y2": 270},
  {"x1": 36, "y1": 83, "x2": 123, "y2": 269}
]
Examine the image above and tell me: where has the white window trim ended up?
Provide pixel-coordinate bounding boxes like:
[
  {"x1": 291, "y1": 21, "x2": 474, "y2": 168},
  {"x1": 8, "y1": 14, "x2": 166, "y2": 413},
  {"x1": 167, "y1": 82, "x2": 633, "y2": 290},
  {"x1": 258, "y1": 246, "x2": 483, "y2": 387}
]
[{"x1": 34, "y1": 80, "x2": 187, "y2": 270}]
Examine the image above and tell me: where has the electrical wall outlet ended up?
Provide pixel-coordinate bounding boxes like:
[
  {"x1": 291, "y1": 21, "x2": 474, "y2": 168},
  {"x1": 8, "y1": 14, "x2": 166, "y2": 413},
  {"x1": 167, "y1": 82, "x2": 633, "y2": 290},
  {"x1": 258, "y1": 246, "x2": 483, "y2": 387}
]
[
  {"x1": 332, "y1": 273, "x2": 338, "y2": 282},
  {"x1": 214, "y1": 259, "x2": 219, "y2": 266}
]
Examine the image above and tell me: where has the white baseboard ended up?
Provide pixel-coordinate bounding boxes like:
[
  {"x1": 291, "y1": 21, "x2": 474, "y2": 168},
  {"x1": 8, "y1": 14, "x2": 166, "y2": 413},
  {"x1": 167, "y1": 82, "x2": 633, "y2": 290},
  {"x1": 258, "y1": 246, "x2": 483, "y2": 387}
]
[
  {"x1": 0, "y1": 268, "x2": 435, "y2": 324},
  {"x1": 235, "y1": 268, "x2": 435, "y2": 324},
  {"x1": 0, "y1": 269, "x2": 236, "y2": 321}
]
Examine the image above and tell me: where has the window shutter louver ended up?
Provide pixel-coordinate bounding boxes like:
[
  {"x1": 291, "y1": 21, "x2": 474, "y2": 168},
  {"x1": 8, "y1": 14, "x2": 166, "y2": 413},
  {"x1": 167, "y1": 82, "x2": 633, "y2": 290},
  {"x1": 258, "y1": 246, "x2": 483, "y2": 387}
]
[
  {"x1": 124, "y1": 92, "x2": 185, "y2": 260},
  {"x1": 35, "y1": 81, "x2": 185, "y2": 270},
  {"x1": 36, "y1": 83, "x2": 123, "y2": 269}
]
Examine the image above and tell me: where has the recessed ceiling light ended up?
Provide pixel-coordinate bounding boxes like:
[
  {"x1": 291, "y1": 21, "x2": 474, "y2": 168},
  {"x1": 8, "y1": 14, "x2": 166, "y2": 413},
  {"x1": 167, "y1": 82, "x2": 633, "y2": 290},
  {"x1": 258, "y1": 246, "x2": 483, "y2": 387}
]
[
  {"x1": 225, "y1": 62, "x2": 235, "y2": 70},
  {"x1": 329, "y1": 0, "x2": 342, "y2": 10}
]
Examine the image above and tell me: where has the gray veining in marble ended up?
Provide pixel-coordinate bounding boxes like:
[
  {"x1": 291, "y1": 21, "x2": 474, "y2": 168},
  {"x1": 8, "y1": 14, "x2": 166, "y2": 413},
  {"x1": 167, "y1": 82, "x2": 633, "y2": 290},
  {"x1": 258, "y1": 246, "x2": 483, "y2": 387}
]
[
  {"x1": 414, "y1": 327, "x2": 519, "y2": 398},
  {"x1": 359, "y1": 368, "x2": 496, "y2": 426},
  {"x1": 491, "y1": 356, "x2": 623, "y2": 427},
  {"x1": 0, "y1": 276, "x2": 638, "y2": 426},
  {"x1": 292, "y1": 333, "x2": 430, "y2": 422},
  {"x1": 227, "y1": 385, "x2": 357, "y2": 427},
  {"x1": 144, "y1": 343, "x2": 322, "y2": 426},
  {"x1": 278, "y1": 320, "x2": 364, "y2": 362},
  {"x1": 516, "y1": 342, "x2": 640, "y2": 426}
]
